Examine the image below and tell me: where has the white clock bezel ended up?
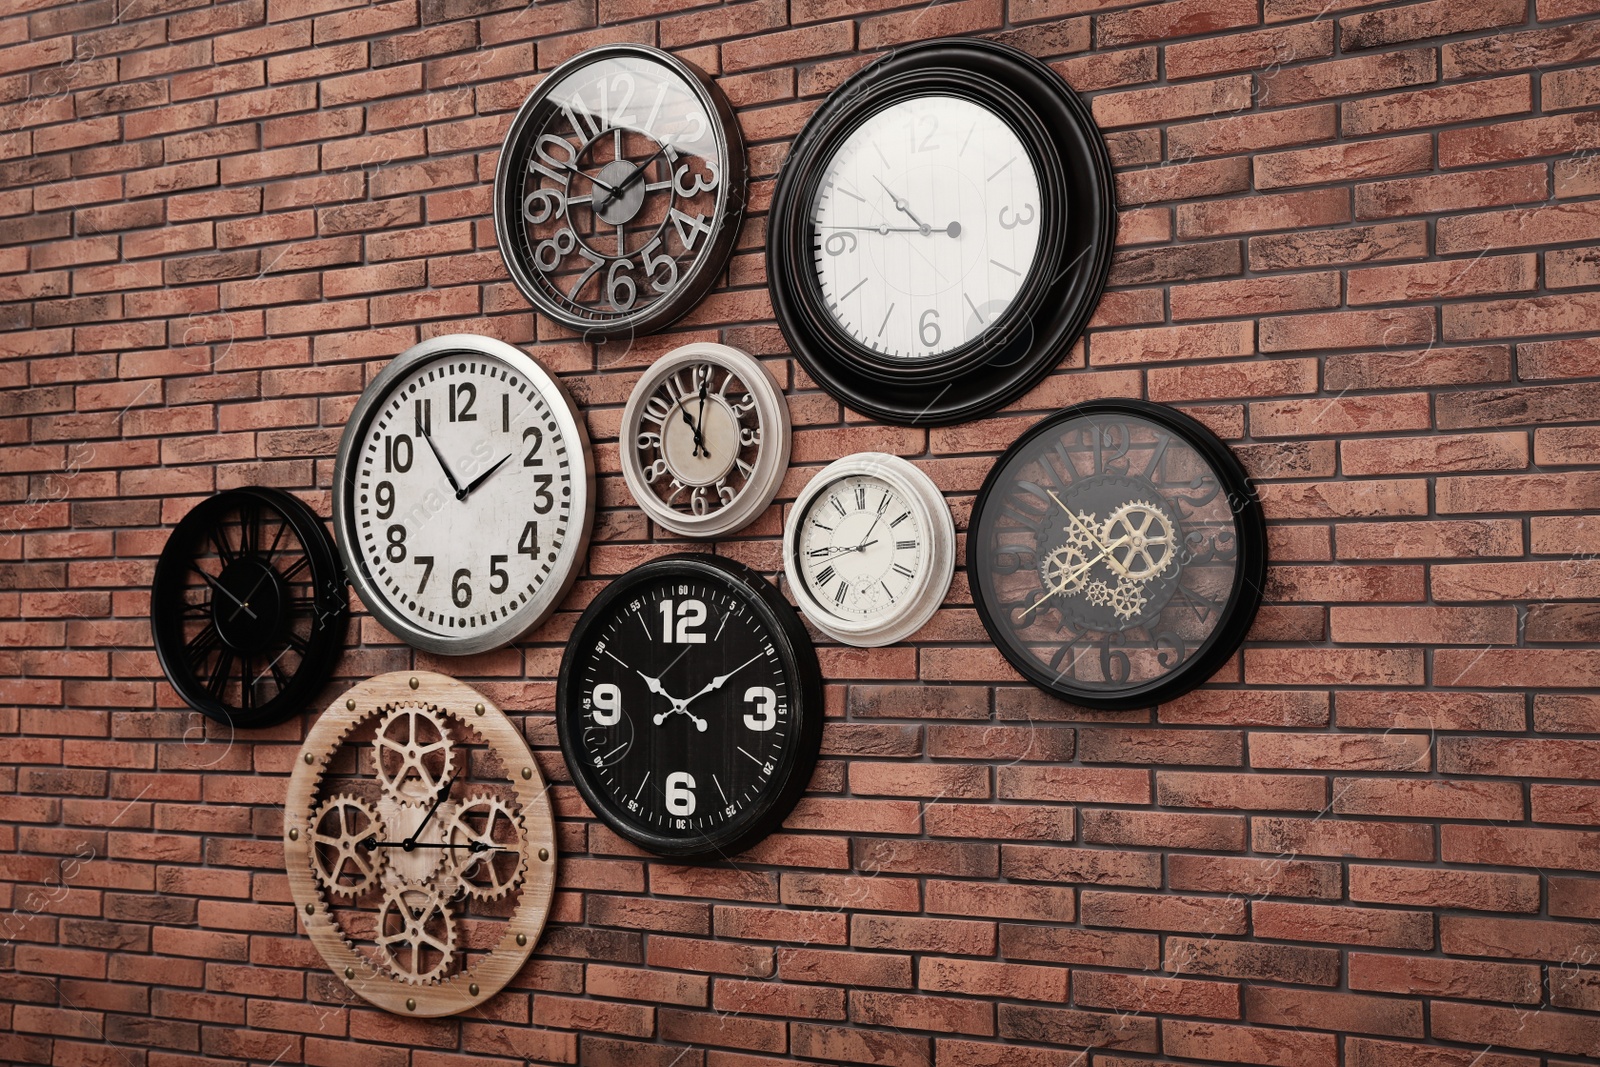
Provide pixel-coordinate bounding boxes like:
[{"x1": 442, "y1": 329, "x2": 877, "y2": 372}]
[
  {"x1": 332, "y1": 334, "x2": 595, "y2": 656},
  {"x1": 619, "y1": 342, "x2": 791, "y2": 539},
  {"x1": 782, "y1": 452, "x2": 954, "y2": 647}
]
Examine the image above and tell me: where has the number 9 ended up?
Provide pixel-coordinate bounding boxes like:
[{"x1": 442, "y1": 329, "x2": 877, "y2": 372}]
[{"x1": 592, "y1": 683, "x2": 621, "y2": 726}]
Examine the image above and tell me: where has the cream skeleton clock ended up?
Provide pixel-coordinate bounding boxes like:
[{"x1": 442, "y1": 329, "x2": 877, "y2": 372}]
[
  {"x1": 783, "y1": 453, "x2": 954, "y2": 647},
  {"x1": 620, "y1": 342, "x2": 790, "y2": 538},
  {"x1": 284, "y1": 671, "x2": 557, "y2": 1017},
  {"x1": 333, "y1": 334, "x2": 595, "y2": 655}
]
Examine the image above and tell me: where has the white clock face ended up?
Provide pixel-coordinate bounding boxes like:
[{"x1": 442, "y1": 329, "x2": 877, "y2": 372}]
[
  {"x1": 796, "y1": 475, "x2": 925, "y2": 620},
  {"x1": 809, "y1": 94, "x2": 1044, "y2": 361},
  {"x1": 347, "y1": 351, "x2": 579, "y2": 648}
]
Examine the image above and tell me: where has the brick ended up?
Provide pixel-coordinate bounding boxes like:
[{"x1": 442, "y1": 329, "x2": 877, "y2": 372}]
[
  {"x1": 1162, "y1": 1019, "x2": 1336, "y2": 1067},
  {"x1": 1245, "y1": 987, "x2": 1424, "y2": 1038},
  {"x1": 1260, "y1": 48, "x2": 1437, "y2": 107},
  {"x1": 1255, "y1": 134, "x2": 1433, "y2": 189}
]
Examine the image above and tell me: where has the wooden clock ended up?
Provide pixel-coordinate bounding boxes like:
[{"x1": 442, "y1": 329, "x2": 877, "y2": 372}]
[
  {"x1": 767, "y1": 37, "x2": 1115, "y2": 425},
  {"x1": 283, "y1": 671, "x2": 557, "y2": 1017}
]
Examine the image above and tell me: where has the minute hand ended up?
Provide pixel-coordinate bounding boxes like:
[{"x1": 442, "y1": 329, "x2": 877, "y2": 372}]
[{"x1": 679, "y1": 652, "x2": 764, "y2": 710}]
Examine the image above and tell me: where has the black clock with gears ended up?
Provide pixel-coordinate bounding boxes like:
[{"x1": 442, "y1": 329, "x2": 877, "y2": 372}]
[{"x1": 557, "y1": 555, "x2": 822, "y2": 858}]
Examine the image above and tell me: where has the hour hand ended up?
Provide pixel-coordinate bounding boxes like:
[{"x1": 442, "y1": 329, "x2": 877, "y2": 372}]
[{"x1": 458, "y1": 453, "x2": 511, "y2": 500}]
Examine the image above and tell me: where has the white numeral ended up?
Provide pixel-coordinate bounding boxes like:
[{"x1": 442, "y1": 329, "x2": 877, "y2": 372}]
[
  {"x1": 743, "y1": 686, "x2": 776, "y2": 731},
  {"x1": 665, "y1": 771, "x2": 696, "y2": 815},
  {"x1": 592, "y1": 683, "x2": 621, "y2": 726},
  {"x1": 658, "y1": 598, "x2": 707, "y2": 643}
]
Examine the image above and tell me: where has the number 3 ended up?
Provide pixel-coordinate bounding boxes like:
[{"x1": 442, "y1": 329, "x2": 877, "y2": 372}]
[{"x1": 743, "y1": 687, "x2": 776, "y2": 731}]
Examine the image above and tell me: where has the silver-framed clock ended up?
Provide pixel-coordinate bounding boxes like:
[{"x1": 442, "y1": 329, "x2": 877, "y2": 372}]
[
  {"x1": 493, "y1": 44, "x2": 747, "y2": 338},
  {"x1": 782, "y1": 453, "x2": 954, "y2": 647},
  {"x1": 332, "y1": 334, "x2": 595, "y2": 656},
  {"x1": 619, "y1": 342, "x2": 790, "y2": 539}
]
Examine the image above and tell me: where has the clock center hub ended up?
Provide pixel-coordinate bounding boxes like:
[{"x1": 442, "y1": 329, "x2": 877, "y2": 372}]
[
  {"x1": 212, "y1": 558, "x2": 285, "y2": 652},
  {"x1": 662, "y1": 395, "x2": 739, "y2": 486},
  {"x1": 592, "y1": 157, "x2": 649, "y2": 226}
]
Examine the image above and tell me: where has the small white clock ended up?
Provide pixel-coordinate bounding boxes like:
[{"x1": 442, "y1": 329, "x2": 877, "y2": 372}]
[
  {"x1": 332, "y1": 335, "x2": 595, "y2": 655},
  {"x1": 619, "y1": 342, "x2": 790, "y2": 539},
  {"x1": 783, "y1": 453, "x2": 954, "y2": 647}
]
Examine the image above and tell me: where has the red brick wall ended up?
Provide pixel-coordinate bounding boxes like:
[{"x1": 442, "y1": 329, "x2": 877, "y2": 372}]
[{"x1": 3, "y1": 0, "x2": 1600, "y2": 1063}]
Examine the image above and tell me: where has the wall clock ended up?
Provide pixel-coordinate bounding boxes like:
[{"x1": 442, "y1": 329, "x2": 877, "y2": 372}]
[
  {"x1": 969, "y1": 400, "x2": 1266, "y2": 710},
  {"x1": 619, "y1": 342, "x2": 790, "y2": 538},
  {"x1": 556, "y1": 554, "x2": 822, "y2": 858},
  {"x1": 150, "y1": 486, "x2": 347, "y2": 728},
  {"x1": 333, "y1": 334, "x2": 594, "y2": 656},
  {"x1": 783, "y1": 453, "x2": 954, "y2": 647},
  {"x1": 767, "y1": 37, "x2": 1114, "y2": 426},
  {"x1": 284, "y1": 670, "x2": 556, "y2": 1016},
  {"x1": 493, "y1": 43, "x2": 746, "y2": 338}
]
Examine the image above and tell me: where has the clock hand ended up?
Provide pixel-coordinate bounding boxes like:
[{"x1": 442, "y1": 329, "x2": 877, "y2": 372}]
[
  {"x1": 818, "y1": 223, "x2": 962, "y2": 237},
  {"x1": 361, "y1": 838, "x2": 506, "y2": 853},
  {"x1": 457, "y1": 453, "x2": 511, "y2": 501},
  {"x1": 694, "y1": 376, "x2": 709, "y2": 454},
  {"x1": 403, "y1": 773, "x2": 456, "y2": 849},
  {"x1": 1047, "y1": 490, "x2": 1129, "y2": 577},
  {"x1": 190, "y1": 565, "x2": 257, "y2": 620},
  {"x1": 678, "y1": 651, "x2": 765, "y2": 710},
  {"x1": 597, "y1": 141, "x2": 674, "y2": 210},
  {"x1": 813, "y1": 538, "x2": 878, "y2": 561},
  {"x1": 653, "y1": 697, "x2": 708, "y2": 732},
  {"x1": 679, "y1": 405, "x2": 706, "y2": 458},
  {"x1": 874, "y1": 176, "x2": 931, "y2": 234},
  {"x1": 418, "y1": 425, "x2": 465, "y2": 496}
]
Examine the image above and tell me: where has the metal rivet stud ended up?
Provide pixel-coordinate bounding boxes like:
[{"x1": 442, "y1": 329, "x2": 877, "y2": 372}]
[
  {"x1": 344, "y1": 966, "x2": 354, "y2": 980},
  {"x1": 469, "y1": 983, "x2": 479, "y2": 997},
  {"x1": 475, "y1": 703, "x2": 485, "y2": 716},
  {"x1": 288, "y1": 828, "x2": 299, "y2": 841},
  {"x1": 304, "y1": 752, "x2": 314, "y2": 764},
  {"x1": 521, "y1": 767, "x2": 533, "y2": 780},
  {"x1": 346, "y1": 698, "x2": 355, "y2": 710},
  {"x1": 304, "y1": 903, "x2": 314, "y2": 915},
  {"x1": 516, "y1": 933, "x2": 527, "y2": 947},
  {"x1": 409, "y1": 677, "x2": 419, "y2": 690},
  {"x1": 538, "y1": 848, "x2": 549, "y2": 862},
  {"x1": 406, "y1": 998, "x2": 416, "y2": 1012}
]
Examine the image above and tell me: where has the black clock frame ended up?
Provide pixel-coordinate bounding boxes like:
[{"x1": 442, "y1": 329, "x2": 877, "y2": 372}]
[
  {"x1": 968, "y1": 399, "x2": 1267, "y2": 710},
  {"x1": 151, "y1": 487, "x2": 348, "y2": 728},
  {"x1": 556, "y1": 553, "x2": 823, "y2": 859},
  {"x1": 768, "y1": 37, "x2": 1116, "y2": 426},
  {"x1": 493, "y1": 43, "x2": 747, "y2": 340}
]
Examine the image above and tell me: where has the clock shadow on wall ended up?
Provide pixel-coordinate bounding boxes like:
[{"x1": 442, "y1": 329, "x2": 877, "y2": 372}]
[{"x1": 768, "y1": 37, "x2": 1116, "y2": 426}]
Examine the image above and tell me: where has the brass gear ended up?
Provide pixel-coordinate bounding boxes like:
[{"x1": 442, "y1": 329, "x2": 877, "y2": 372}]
[
  {"x1": 1040, "y1": 544, "x2": 1091, "y2": 598},
  {"x1": 445, "y1": 795, "x2": 527, "y2": 902},
  {"x1": 1101, "y1": 501, "x2": 1176, "y2": 581},
  {"x1": 1084, "y1": 580, "x2": 1112, "y2": 606},
  {"x1": 1109, "y1": 579, "x2": 1148, "y2": 622},
  {"x1": 375, "y1": 885, "x2": 457, "y2": 985},
  {"x1": 374, "y1": 704, "x2": 456, "y2": 805},
  {"x1": 1063, "y1": 510, "x2": 1100, "y2": 552},
  {"x1": 308, "y1": 794, "x2": 385, "y2": 899}
]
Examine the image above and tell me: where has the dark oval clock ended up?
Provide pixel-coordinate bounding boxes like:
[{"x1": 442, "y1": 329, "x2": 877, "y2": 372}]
[
  {"x1": 969, "y1": 400, "x2": 1267, "y2": 710},
  {"x1": 767, "y1": 37, "x2": 1115, "y2": 426},
  {"x1": 557, "y1": 554, "x2": 822, "y2": 858},
  {"x1": 494, "y1": 44, "x2": 746, "y2": 338},
  {"x1": 151, "y1": 487, "x2": 348, "y2": 727}
]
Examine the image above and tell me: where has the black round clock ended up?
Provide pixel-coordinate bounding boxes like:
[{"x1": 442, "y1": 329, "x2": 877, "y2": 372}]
[
  {"x1": 557, "y1": 554, "x2": 822, "y2": 858},
  {"x1": 493, "y1": 44, "x2": 746, "y2": 339},
  {"x1": 969, "y1": 400, "x2": 1267, "y2": 710},
  {"x1": 151, "y1": 487, "x2": 348, "y2": 728},
  {"x1": 767, "y1": 37, "x2": 1115, "y2": 426}
]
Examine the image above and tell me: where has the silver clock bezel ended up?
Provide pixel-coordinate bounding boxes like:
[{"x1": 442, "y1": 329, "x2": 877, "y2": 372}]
[
  {"x1": 782, "y1": 452, "x2": 954, "y2": 647},
  {"x1": 332, "y1": 334, "x2": 596, "y2": 656},
  {"x1": 619, "y1": 342, "x2": 791, "y2": 539}
]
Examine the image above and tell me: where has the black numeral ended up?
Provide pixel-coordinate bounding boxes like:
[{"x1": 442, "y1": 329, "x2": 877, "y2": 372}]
[
  {"x1": 415, "y1": 398, "x2": 430, "y2": 437},
  {"x1": 895, "y1": 539, "x2": 916, "y2": 550},
  {"x1": 449, "y1": 382, "x2": 477, "y2": 422},
  {"x1": 814, "y1": 565, "x2": 835, "y2": 586},
  {"x1": 523, "y1": 426, "x2": 543, "y2": 467},
  {"x1": 414, "y1": 555, "x2": 434, "y2": 593},
  {"x1": 385, "y1": 434, "x2": 412, "y2": 474},
  {"x1": 385, "y1": 524, "x2": 406, "y2": 563},
  {"x1": 517, "y1": 521, "x2": 540, "y2": 558},
  {"x1": 889, "y1": 512, "x2": 909, "y2": 528}
]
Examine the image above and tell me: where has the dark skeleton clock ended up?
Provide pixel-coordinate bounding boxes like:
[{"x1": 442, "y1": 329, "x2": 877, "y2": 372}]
[{"x1": 969, "y1": 401, "x2": 1267, "y2": 710}]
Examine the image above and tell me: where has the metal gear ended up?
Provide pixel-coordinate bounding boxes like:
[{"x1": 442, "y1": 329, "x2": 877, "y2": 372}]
[
  {"x1": 1062, "y1": 510, "x2": 1100, "y2": 552},
  {"x1": 1109, "y1": 579, "x2": 1148, "y2": 622},
  {"x1": 1101, "y1": 500, "x2": 1176, "y2": 581},
  {"x1": 445, "y1": 795, "x2": 527, "y2": 902},
  {"x1": 308, "y1": 794, "x2": 385, "y2": 899},
  {"x1": 375, "y1": 886, "x2": 457, "y2": 985},
  {"x1": 1084, "y1": 580, "x2": 1112, "y2": 606},
  {"x1": 1039, "y1": 544, "x2": 1091, "y2": 598},
  {"x1": 374, "y1": 704, "x2": 456, "y2": 805}
]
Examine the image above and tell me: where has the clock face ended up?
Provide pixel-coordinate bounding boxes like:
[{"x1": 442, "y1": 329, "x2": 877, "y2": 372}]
[
  {"x1": 810, "y1": 94, "x2": 1043, "y2": 362},
  {"x1": 621, "y1": 343, "x2": 790, "y2": 538},
  {"x1": 334, "y1": 335, "x2": 594, "y2": 655},
  {"x1": 794, "y1": 474, "x2": 924, "y2": 620},
  {"x1": 150, "y1": 487, "x2": 347, "y2": 728},
  {"x1": 782, "y1": 453, "x2": 955, "y2": 649},
  {"x1": 494, "y1": 44, "x2": 745, "y2": 336},
  {"x1": 969, "y1": 401, "x2": 1266, "y2": 709},
  {"x1": 284, "y1": 672, "x2": 557, "y2": 1017},
  {"x1": 557, "y1": 555, "x2": 822, "y2": 858}
]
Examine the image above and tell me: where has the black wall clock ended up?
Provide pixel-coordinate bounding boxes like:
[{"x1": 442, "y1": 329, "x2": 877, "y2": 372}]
[
  {"x1": 151, "y1": 487, "x2": 348, "y2": 728},
  {"x1": 969, "y1": 400, "x2": 1266, "y2": 710},
  {"x1": 767, "y1": 37, "x2": 1114, "y2": 426},
  {"x1": 493, "y1": 44, "x2": 746, "y2": 339},
  {"x1": 557, "y1": 554, "x2": 822, "y2": 859}
]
